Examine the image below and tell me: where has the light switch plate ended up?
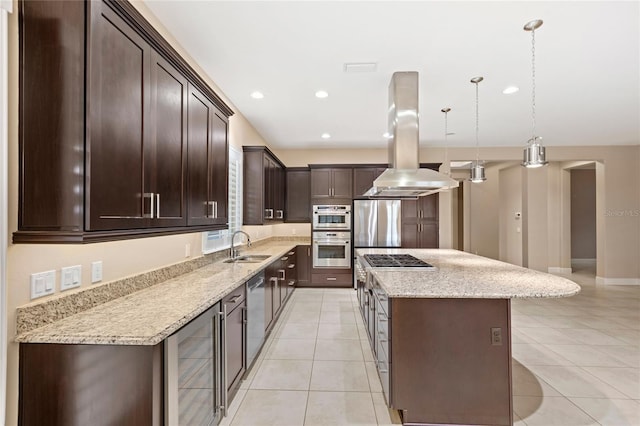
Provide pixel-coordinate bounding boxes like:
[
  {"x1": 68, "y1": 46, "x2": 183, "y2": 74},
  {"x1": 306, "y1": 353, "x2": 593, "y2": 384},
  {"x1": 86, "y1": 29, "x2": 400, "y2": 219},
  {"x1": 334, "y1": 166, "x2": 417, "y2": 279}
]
[
  {"x1": 30, "y1": 270, "x2": 56, "y2": 299},
  {"x1": 61, "y1": 265, "x2": 82, "y2": 291},
  {"x1": 91, "y1": 261, "x2": 103, "y2": 283}
]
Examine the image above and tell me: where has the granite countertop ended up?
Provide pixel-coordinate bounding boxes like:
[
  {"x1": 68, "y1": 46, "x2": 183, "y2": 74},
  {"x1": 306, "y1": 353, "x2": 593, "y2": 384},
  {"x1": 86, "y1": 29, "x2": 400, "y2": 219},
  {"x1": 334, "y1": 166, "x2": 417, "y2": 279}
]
[
  {"x1": 16, "y1": 242, "x2": 299, "y2": 346},
  {"x1": 357, "y1": 248, "x2": 581, "y2": 299}
]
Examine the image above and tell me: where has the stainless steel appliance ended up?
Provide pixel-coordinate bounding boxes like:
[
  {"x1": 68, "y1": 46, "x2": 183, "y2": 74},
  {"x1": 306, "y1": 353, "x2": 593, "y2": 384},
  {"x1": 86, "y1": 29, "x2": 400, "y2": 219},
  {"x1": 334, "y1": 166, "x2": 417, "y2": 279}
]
[
  {"x1": 312, "y1": 204, "x2": 351, "y2": 230},
  {"x1": 312, "y1": 231, "x2": 351, "y2": 268},
  {"x1": 246, "y1": 272, "x2": 265, "y2": 368},
  {"x1": 362, "y1": 253, "x2": 435, "y2": 270},
  {"x1": 353, "y1": 199, "x2": 401, "y2": 248},
  {"x1": 165, "y1": 303, "x2": 224, "y2": 425}
]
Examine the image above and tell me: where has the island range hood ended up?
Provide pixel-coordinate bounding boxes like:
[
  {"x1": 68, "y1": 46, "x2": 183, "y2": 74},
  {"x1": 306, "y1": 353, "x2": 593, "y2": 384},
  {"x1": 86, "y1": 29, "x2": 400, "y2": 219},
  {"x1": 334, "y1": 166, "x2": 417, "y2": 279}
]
[{"x1": 364, "y1": 72, "x2": 459, "y2": 197}]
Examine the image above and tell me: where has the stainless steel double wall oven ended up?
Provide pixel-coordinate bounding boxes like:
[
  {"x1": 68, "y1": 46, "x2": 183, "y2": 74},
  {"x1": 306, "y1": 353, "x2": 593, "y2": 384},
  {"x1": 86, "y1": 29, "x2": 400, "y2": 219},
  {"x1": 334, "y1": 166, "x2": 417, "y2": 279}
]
[{"x1": 312, "y1": 204, "x2": 352, "y2": 269}]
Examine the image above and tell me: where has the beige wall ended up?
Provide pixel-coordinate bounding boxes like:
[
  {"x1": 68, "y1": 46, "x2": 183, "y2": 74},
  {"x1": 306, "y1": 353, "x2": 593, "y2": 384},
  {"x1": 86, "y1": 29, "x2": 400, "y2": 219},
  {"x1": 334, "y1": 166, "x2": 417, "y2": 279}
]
[
  {"x1": 571, "y1": 169, "x2": 597, "y2": 259},
  {"x1": 499, "y1": 165, "x2": 523, "y2": 266}
]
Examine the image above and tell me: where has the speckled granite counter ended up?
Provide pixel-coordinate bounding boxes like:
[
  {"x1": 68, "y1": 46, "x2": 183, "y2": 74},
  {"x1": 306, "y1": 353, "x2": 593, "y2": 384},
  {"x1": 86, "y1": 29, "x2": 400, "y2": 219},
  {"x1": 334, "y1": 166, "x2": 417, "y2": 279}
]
[
  {"x1": 16, "y1": 241, "x2": 301, "y2": 345},
  {"x1": 356, "y1": 248, "x2": 580, "y2": 299}
]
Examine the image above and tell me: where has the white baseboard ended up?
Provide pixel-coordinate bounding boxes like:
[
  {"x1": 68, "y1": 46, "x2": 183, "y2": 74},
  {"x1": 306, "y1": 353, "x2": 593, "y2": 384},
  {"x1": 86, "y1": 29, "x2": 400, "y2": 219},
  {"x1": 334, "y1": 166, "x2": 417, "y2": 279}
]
[
  {"x1": 595, "y1": 276, "x2": 640, "y2": 286},
  {"x1": 548, "y1": 267, "x2": 572, "y2": 274}
]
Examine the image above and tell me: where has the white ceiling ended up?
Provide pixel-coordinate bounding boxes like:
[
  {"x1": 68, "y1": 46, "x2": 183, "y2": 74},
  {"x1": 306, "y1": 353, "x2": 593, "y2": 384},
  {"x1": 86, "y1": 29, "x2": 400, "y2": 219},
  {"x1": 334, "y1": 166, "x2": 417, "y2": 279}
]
[{"x1": 145, "y1": 1, "x2": 639, "y2": 150}]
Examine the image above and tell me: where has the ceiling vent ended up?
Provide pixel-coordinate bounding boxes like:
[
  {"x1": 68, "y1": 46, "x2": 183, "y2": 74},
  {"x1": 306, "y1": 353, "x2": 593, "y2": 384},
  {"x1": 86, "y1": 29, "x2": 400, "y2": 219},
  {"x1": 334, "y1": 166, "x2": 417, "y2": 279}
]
[{"x1": 343, "y1": 62, "x2": 377, "y2": 73}]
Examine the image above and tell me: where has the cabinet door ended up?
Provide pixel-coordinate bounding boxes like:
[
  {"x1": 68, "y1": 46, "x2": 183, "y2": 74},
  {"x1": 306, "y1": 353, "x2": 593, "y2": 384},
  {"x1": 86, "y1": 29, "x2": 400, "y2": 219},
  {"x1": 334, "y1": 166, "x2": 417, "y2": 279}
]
[
  {"x1": 310, "y1": 169, "x2": 332, "y2": 198},
  {"x1": 225, "y1": 303, "x2": 246, "y2": 394},
  {"x1": 331, "y1": 169, "x2": 353, "y2": 198},
  {"x1": 274, "y1": 164, "x2": 285, "y2": 220},
  {"x1": 264, "y1": 154, "x2": 274, "y2": 220},
  {"x1": 147, "y1": 53, "x2": 187, "y2": 227},
  {"x1": 419, "y1": 194, "x2": 439, "y2": 221},
  {"x1": 187, "y1": 85, "x2": 227, "y2": 225},
  {"x1": 419, "y1": 223, "x2": 439, "y2": 248},
  {"x1": 296, "y1": 245, "x2": 311, "y2": 286},
  {"x1": 265, "y1": 275, "x2": 274, "y2": 331},
  {"x1": 353, "y1": 168, "x2": 384, "y2": 198},
  {"x1": 87, "y1": 2, "x2": 151, "y2": 230},
  {"x1": 285, "y1": 169, "x2": 310, "y2": 222},
  {"x1": 210, "y1": 111, "x2": 228, "y2": 226}
]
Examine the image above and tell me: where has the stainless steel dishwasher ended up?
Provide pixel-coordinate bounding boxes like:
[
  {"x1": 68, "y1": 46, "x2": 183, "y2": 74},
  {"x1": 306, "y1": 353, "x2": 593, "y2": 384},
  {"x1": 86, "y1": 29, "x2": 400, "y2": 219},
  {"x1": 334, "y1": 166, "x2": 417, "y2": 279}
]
[{"x1": 246, "y1": 272, "x2": 265, "y2": 368}]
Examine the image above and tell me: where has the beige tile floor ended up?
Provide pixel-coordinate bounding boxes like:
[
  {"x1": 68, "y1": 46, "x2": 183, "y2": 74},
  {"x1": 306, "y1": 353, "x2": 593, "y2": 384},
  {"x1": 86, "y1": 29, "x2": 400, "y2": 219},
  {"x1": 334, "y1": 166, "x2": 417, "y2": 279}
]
[{"x1": 221, "y1": 263, "x2": 640, "y2": 426}]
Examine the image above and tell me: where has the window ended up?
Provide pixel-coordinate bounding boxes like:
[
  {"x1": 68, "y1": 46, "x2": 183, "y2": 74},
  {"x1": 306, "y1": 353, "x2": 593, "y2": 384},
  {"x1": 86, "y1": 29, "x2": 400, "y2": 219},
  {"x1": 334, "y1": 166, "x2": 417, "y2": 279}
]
[{"x1": 202, "y1": 147, "x2": 242, "y2": 253}]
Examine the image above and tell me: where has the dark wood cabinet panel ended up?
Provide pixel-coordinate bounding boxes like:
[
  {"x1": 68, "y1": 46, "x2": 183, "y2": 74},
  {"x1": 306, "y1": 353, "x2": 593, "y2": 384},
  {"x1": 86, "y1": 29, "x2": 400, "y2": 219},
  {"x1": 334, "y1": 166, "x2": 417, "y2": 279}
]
[
  {"x1": 243, "y1": 146, "x2": 284, "y2": 225},
  {"x1": 401, "y1": 195, "x2": 439, "y2": 248},
  {"x1": 296, "y1": 245, "x2": 311, "y2": 287},
  {"x1": 332, "y1": 169, "x2": 353, "y2": 198},
  {"x1": 86, "y1": 1, "x2": 151, "y2": 230},
  {"x1": 310, "y1": 168, "x2": 352, "y2": 199},
  {"x1": 16, "y1": 0, "x2": 232, "y2": 243},
  {"x1": 310, "y1": 169, "x2": 331, "y2": 198},
  {"x1": 147, "y1": 53, "x2": 187, "y2": 226},
  {"x1": 225, "y1": 300, "x2": 246, "y2": 401},
  {"x1": 186, "y1": 85, "x2": 228, "y2": 227},
  {"x1": 285, "y1": 168, "x2": 310, "y2": 222},
  {"x1": 353, "y1": 167, "x2": 385, "y2": 198},
  {"x1": 18, "y1": 0, "x2": 85, "y2": 232},
  {"x1": 19, "y1": 343, "x2": 163, "y2": 426}
]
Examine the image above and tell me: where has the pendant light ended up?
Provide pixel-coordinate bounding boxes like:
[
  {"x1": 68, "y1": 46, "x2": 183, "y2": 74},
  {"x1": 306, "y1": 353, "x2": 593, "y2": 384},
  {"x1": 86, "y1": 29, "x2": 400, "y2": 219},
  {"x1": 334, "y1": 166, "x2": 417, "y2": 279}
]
[
  {"x1": 441, "y1": 107, "x2": 451, "y2": 176},
  {"x1": 469, "y1": 77, "x2": 486, "y2": 183},
  {"x1": 522, "y1": 19, "x2": 548, "y2": 168}
]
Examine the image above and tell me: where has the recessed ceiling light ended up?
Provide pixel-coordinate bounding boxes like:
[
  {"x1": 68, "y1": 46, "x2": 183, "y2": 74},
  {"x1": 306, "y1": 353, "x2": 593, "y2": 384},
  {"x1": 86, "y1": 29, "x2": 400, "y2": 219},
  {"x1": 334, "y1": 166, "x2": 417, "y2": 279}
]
[
  {"x1": 250, "y1": 91, "x2": 264, "y2": 99},
  {"x1": 321, "y1": 133, "x2": 331, "y2": 139},
  {"x1": 315, "y1": 90, "x2": 329, "y2": 99},
  {"x1": 502, "y1": 86, "x2": 519, "y2": 95}
]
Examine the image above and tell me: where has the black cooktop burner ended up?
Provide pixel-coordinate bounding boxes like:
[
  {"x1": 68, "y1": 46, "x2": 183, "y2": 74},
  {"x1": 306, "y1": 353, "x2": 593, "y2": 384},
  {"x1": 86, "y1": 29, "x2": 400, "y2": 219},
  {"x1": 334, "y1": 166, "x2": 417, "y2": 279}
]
[{"x1": 363, "y1": 254, "x2": 433, "y2": 268}]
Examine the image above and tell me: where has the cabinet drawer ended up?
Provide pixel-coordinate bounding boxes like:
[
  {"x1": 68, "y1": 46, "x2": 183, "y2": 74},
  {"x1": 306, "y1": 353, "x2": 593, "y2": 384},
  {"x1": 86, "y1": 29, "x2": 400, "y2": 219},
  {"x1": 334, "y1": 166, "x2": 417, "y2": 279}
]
[
  {"x1": 223, "y1": 284, "x2": 246, "y2": 308},
  {"x1": 311, "y1": 273, "x2": 352, "y2": 285}
]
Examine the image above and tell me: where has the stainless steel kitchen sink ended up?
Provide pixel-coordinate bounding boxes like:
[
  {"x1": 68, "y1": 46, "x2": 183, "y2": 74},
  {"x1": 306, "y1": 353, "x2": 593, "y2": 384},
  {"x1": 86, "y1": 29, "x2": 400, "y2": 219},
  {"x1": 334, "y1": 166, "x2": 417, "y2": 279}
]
[{"x1": 223, "y1": 254, "x2": 271, "y2": 263}]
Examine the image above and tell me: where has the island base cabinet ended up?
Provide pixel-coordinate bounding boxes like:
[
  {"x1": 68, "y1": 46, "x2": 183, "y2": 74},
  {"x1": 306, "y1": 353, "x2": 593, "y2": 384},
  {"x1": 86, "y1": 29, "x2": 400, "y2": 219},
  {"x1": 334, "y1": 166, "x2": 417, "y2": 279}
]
[
  {"x1": 19, "y1": 343, "x2": 164, "y2": 426},
  {"x1": 390, "y1": 298, "x2": 512, "y2": 426}
]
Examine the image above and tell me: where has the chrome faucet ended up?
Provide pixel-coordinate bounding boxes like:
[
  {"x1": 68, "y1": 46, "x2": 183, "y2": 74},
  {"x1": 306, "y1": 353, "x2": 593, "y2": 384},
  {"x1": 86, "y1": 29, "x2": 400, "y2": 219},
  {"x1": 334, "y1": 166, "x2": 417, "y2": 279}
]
[{"x1": 230, "y1": 231, "x2": 252, "y2": 259}]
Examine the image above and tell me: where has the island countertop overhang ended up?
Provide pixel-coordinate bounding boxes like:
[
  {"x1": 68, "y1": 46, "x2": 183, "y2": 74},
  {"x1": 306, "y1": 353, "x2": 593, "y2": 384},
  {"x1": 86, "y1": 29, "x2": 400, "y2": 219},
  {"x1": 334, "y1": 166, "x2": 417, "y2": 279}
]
[{"x1": 356, "y1": 248, "x2": 581, "y2": 299}]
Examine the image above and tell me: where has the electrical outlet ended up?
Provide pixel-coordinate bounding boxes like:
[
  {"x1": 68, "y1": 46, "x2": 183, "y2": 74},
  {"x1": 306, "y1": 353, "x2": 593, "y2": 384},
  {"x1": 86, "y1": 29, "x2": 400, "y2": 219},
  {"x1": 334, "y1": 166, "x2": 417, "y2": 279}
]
[
  {"x1": 185, "y1": 243, "x2": 191, "y2": 258},
  {"x1": 30, "y1": 270, "x2": 56, "y2": 299},
  {"x1": 91, "y1": 261, "x2": 103, "y2": 283},
  {"x1": 60, "y1": 265, "x2": 82, "y2": 291},
  {"x1": 491, "y1": 327, "x2": 503, "y2": 346}
]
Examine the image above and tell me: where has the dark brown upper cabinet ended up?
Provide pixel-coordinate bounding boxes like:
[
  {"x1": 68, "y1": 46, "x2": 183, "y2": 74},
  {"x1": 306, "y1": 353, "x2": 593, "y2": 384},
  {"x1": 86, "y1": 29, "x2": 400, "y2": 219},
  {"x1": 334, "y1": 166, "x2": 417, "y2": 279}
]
[
  {"x1": 16, "y1": 0, "x2": 233, "y2": 243},
  {"x1": 243, "y1": 146, "x2": 285, "y2": 225},
  {"x1": 310, "y1": 167, "x2": 353, "y2": 201},
  {"x1": 352, "y1": 166, "x2": 386, "y2": 198},
  {"x1": 285, "y1": 168, "x2": 310, "y2": 222},
  {"x1": 187, "y1": 85, "x2": 228, "y2": 227}
]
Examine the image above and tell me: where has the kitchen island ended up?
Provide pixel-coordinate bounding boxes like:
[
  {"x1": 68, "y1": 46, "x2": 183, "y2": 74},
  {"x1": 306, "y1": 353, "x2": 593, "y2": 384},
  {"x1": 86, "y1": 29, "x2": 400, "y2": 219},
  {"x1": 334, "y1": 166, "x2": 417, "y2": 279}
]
[{"x1": 355, "y1": 248, "x2": 580, "y2": 426}]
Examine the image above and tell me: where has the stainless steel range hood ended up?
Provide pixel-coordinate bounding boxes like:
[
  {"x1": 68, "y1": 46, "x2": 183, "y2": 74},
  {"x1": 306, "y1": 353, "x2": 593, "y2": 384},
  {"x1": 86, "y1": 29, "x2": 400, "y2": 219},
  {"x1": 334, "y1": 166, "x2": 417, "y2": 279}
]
[{"x1": 364, "y1": 72, "x2": 459, "y2": 197}]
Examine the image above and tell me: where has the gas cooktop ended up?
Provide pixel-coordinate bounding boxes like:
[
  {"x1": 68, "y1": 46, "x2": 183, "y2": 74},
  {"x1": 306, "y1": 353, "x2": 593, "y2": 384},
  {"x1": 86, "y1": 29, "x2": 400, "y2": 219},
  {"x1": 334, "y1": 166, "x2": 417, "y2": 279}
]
[{"x1": 363, "y1": 254, "x2": 435, "y2": 269}]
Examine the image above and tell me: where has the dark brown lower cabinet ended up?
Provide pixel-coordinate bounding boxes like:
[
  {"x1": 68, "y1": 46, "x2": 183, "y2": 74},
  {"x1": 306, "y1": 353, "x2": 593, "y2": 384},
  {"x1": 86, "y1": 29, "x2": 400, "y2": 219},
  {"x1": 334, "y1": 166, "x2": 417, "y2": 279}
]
[
  {"x1": 19, "y1": 343, "x2": 163, "y2": 426},
  {"x1": 224, "y1": 286, "x2": 247, "y2": 403},
  {"x1": 296, "y1": 245, "x2": 311, "y2": 287}
]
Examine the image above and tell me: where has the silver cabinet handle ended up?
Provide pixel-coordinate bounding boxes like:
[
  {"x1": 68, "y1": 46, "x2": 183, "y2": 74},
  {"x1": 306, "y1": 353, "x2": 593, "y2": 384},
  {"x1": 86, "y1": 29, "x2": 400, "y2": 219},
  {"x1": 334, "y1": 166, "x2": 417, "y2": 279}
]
[
  {"x1": 264, "y1": 209, "x2": 274, "y2": 219},
  {"x1": 288, "y1": 280, "x2": 295, "y2": 286},
  {"x1": 327, "y1": 277, "x2": 337, "y2": 281},
  {"x1": 287, "y1": 264, "x2": 295, "y2": 269},
  {"x1": 307, "y1": 247, "x2": 310, "y2": 256},
  {"x1": 217, "y1": 310, "x2": 227, "y2": 416},
  {"x1": 208, "y1": 201, "x2": 215, "y2": 218},
  {"x1": 143, "y1": 193, "x2": 155, "y2": 218},
  {"x1": 156, "y1": 193, "x2": 160, "y2": 218},
  {"x1": 278, "y1": 269, "x2": 285, "y2": 281},
  {"x1": 214, "y1": 201, "x2": 218, "y2": 219},
  {"x1": 281, "y1": 256, "x2": 289, "y2": 261},
  {"x1": 288, "y1": 251, "x2": 295, "y2": 256},
  {"x1": 227, "y1": 294, "x2": 242, "y2": 304},
  {"x1": 276, "y1": 210, "x2": 283, "y2": 219},
  {"x1": 214, "y1": 311, "x2": 222, "y2": 415}
]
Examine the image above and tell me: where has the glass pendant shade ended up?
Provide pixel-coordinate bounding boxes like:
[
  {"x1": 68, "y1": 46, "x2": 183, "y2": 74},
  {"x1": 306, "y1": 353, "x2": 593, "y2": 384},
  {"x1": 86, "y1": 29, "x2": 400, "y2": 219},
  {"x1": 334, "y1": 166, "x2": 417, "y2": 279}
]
[
  {"x1": 470, "y1": 162, "x2": 486, "y2": 183},
  {"x1": 522, "y1": 140, "x2": 548, "y2": 168}
]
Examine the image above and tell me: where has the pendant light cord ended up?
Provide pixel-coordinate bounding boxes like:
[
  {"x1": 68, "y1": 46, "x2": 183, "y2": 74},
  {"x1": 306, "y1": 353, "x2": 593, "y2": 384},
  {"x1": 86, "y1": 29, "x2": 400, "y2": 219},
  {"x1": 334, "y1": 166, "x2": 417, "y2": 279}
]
[
  {"x1": 475, "y1": 81, "x2": 480, "y2": 162},
  {"x1": 531, "y1": 27, "x2": 537, "y2": 144},
  {"x1": 444, "y1": 110, "x2": 449, "y2": 175}
]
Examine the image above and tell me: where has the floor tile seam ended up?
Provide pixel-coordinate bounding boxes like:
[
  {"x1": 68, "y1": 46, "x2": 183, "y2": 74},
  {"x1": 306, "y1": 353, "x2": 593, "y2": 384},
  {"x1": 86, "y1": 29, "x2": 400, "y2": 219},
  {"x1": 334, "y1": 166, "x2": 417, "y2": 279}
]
[
  {"x1": 513, "y1": 395, "x2": 599, "y2": 426},
  {"x1": 574, "y1": 365, "x2": 639, "y2": 400},
  {"x1": 541, "y1": 343, "x2": 639, "y2": 368}
]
